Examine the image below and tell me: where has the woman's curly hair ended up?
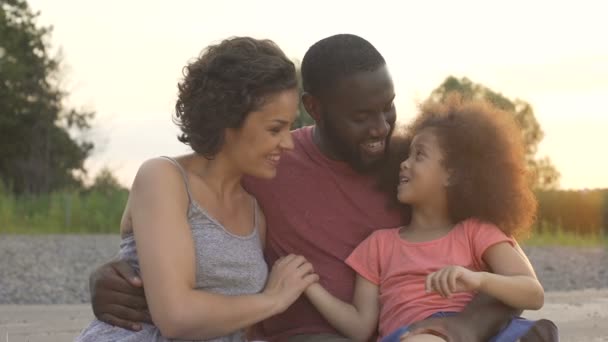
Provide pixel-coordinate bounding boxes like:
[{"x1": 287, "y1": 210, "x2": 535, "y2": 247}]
[
  {"x1": 379, "y1": 94, "x2": 537, "y2": 237},
  {"x1": 173, "y1": 37, "x2": 297, "y2": 158}
]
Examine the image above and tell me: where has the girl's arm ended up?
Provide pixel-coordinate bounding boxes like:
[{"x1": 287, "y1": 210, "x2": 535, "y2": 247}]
[
  {"x1": 305, "y1": 274, "x2": 380, "y2": 341},
  {"x1": 426, "y1": 242, "x2": 544, "y2": 310},
  {"x1": 478, "y1": 241, "x2": 544, "y2": 310},
  {"x1": 131, "y1": 158, "x2": 317, "y2": 340}
]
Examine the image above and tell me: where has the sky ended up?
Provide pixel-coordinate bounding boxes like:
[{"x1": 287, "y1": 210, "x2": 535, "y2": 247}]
[{"x1": 27, "y1": 0, "x2": 608, "y2": 190}]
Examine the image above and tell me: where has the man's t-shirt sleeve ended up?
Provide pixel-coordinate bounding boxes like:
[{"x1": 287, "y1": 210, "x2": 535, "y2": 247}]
[{"x1": 345, "y1": 230, "x2": 386, "y2": 285}]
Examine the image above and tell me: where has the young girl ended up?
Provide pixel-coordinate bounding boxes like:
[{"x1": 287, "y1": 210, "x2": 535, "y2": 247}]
[{"x1": 305, "y1": 95, "x2": 544, "y2": 342}]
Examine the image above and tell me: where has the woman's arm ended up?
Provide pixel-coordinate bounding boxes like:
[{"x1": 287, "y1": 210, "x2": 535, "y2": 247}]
[
  {"x1": 130, "y1": 158, "x2": 316, "y2": 339},
  {"x1": 426, "y1": 242, "x2": 544, "y2": 310},
  {"x1": 305, "y1": 275, "x2": 380, "y2": 341}
]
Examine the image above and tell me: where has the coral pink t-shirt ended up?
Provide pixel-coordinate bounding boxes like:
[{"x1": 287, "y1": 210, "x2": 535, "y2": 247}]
[
  {"x1": 346, "y1": 219, "x2": 514, "y2": 339},
  {"x1": 243, "y1": 127, "x2": 405, "y2": 341}
]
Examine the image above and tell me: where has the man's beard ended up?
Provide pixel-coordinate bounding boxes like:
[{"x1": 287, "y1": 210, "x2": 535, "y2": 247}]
[{"x1": 323, "y1": 118, "x2": 392, "y2": 174}]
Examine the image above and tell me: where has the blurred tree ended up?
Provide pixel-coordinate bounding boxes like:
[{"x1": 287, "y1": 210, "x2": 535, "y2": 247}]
[
  {"x1": 429, "y1": 76, "x2": 560, "y2": 189},
  {"x1": 0, "y1": 0, "x2": 94, "y2": 194},
  {"x1": 602, "y1": 190, "x2": 608, "y2": 237},
  {"x1": 88, "y1": 167, "x2": 126, "y2": 195}
]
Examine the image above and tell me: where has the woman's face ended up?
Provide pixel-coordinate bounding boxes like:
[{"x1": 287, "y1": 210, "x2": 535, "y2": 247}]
[{"x1": 224, "y1": 88, "x2": 299, "y2": 179}]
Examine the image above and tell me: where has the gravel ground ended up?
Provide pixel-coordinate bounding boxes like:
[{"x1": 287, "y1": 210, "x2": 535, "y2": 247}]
[{"x1": 0, "y1": 234, "x2": 607, "y2": 304}]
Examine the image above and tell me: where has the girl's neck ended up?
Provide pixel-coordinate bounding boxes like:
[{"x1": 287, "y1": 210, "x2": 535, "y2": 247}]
[{"x1": 401, "y1": 202, "x2": 454, "y2": 242}]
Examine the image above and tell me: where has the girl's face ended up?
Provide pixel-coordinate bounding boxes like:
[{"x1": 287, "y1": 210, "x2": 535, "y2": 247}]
[
  {"x1": 223, "y1": 89, "x2": 299, "y2": 179},
  {"x1": 397, "y1": 129, "x2": 451, "y2": 205}
]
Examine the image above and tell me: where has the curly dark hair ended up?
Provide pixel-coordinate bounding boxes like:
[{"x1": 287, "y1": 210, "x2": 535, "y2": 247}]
[
  {"x1": 301, "y1": 34, "x2": 385, "y2": 97},
  {"x1": 380, "y1": 94, "x2": 537, "y2": 237},
  {"x1": 173, "y1": 37, "x2": 297, "y2": 158}
]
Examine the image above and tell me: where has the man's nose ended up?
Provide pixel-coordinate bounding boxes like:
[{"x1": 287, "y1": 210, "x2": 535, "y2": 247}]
[{"x1": 368, "y1": 113, "x2": 389, "y2": 138}]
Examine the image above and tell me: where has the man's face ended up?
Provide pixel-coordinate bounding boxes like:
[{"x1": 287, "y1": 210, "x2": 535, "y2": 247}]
[{"x1": 319, "y1": 65, "x2": 397, "y2": 172}]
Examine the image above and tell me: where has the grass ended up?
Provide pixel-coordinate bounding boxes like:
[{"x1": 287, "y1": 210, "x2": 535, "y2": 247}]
[
  {"x1": 0, "y1": 188, "x2": 128, "y2": 234},
  {"x1": 1, "y1": 187, "x2": 607, "y2": 248},
  {"x1": 522, "y1": 228, "x2": 607, "y2": 247}
]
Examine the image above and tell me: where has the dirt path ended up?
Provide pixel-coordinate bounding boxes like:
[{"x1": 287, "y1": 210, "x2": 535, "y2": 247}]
[
  {"x1": 1, "y1": 289, "x2": 607, "y2": 342},
  {"x1": 524, "y1": 289, "x2": 608, "y2": 342}
]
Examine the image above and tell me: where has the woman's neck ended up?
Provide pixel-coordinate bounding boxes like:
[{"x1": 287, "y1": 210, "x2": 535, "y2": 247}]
[{"x1": 189, "y1": 153, "x2": 244, "y2": 201}]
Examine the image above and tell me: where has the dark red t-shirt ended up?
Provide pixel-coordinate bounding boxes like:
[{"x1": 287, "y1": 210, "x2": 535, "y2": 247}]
[{"x1": 243, "y1": 126, "x2": 405, "y2": 341}]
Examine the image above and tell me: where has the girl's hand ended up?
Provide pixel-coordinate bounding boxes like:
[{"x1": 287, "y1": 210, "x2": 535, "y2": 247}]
[
  {"x1": 263, "y1": 254, "x2": 319, "y2": 313},
  {"x1": 426, "y1": 266, "x2": 483, "y2": 298}
]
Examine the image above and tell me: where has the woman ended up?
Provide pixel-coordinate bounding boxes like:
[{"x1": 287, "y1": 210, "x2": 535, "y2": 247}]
[{"x1": 76, "y1": 37, "x2": 318, "y2": 342}]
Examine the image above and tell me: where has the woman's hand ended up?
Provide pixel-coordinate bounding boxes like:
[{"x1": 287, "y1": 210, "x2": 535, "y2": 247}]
[{"x1": 262, "y1": 254, "x2": 319, "y2": 313}]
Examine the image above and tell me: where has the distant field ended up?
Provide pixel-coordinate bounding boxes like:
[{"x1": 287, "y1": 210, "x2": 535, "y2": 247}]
[
  {"x1": 1, "y1": 189, "x2": 606, "y2": 248},
  {"x1": 0, "y1": 189, "x2": 128, "y2": 234}
]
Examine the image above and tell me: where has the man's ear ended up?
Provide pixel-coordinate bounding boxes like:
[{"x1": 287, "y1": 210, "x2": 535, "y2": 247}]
[
  {"x1": 444, "y1": 169, "x2": 457, "y2": 187},
  {"x1": 302, "y1": 92, "x2": 321, "y2": 123}
]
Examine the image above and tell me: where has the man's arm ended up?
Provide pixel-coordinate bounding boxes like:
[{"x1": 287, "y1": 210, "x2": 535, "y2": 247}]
[
  {"x1": 89, "y1": 260, "x2": 151, "y2": 331},
  {"x1": 404, "y1": 292, "x2": 519, "y2": 342}
]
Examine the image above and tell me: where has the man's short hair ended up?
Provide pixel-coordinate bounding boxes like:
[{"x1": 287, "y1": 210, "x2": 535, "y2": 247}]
[{"x1": 301, "y1": 34, "x2": 386, "y2": 97}]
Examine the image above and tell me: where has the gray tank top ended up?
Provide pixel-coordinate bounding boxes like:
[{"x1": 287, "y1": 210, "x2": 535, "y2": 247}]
[{"x1": 76, "y1": 156, "x2": 269, "y2": 342}]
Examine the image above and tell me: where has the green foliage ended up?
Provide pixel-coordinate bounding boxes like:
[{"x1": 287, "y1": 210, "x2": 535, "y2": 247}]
[
  {"x1": 602, "y1": 191, "x2": 608, "y2": 237},
  {"x1": 524, "y1": 225, "x2": 606, "y2": 247},
  {"x1": 0, "y1": 165, "x2": 127, "y2": 233},
  {"x1": 428, "y1": 76, "x2": 560, "y2": 190},
  {"x1": 535, "y1": 189, "x2": 608, "y2": 236},
  {"x1": 87, "y1": 167, "x2": 126, "y2": 195},
  {"x1": 0, "y1": 187, "x2": 128, "y2": 234},
  {"x1": 0, "y1": 0, "x2": 95, "y2": 195}
]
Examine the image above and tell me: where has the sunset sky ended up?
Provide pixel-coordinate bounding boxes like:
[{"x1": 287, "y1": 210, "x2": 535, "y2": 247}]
[{"x1": 28, "y1": 0, "x2": 608, "y2": 190}]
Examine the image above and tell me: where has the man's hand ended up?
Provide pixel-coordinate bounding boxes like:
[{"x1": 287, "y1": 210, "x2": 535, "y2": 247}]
[{"x1": 89, "y1": 260, "x2": 152, "y2": 331}]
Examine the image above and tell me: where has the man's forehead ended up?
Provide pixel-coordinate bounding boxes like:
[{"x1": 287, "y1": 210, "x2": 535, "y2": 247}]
[
  {"x1": 338, "y1": 66, "x2": 392, "y2": 90},
  {"x1": 331, "y1": 66, "x2": 395, "y2": 106}
]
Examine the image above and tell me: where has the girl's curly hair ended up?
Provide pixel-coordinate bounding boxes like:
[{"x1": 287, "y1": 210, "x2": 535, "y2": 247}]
[
  {"x1": 173, "y1": 37, "x2": 297, "y2": 158},
  {"x1": 379, "y1": 94, "x2": 537, "y2": 237}
]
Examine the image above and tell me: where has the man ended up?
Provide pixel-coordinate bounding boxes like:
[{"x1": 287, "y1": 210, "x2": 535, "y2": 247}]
[{"x1": 88, "y1": 34, "x2": 557, "y2": 341}]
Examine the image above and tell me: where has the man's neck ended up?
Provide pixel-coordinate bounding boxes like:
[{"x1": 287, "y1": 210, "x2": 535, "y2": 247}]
[{"x1": 312, "y1": 125, "x2": 342, "y2": 161}]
